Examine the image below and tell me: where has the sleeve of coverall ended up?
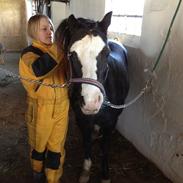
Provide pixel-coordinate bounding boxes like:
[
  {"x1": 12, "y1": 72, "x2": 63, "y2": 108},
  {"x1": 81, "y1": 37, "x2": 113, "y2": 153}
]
[
  {"x1": 21, "y1": 44, "x2": 64, "y2": 80},
  {"x1": 32, "y1": 44, "x2": 62, "y2": 78}
]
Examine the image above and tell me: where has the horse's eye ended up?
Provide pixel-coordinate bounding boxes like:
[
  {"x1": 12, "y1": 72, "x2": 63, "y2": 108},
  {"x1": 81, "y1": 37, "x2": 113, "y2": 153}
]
[
  {"x1": 68, "y1": 52, "x2": 78, "y2": 62},
  {"x1": 68, "y1": 51, "x2": 73, "y2": 58},
  {"x1": 105, "y1": 48, "x2": 110, "y2": 56},
  {"x1": 101, "y1": 47, "x2": 110, "y2": 57},
  {"x1": 68, "y1": 51, "x2": 82, "y2": 77}
]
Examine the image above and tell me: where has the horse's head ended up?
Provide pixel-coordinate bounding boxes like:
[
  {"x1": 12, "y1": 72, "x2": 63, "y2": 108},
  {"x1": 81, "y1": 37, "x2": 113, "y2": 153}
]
[{"x1": 55, "y1": 12, "x2": 112, "y2": 115}]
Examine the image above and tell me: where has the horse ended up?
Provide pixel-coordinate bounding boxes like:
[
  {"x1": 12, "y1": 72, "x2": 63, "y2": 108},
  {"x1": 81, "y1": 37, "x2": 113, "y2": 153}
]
[{"x1": 55, "y1": 11, "x2": 129, "y2": 183}]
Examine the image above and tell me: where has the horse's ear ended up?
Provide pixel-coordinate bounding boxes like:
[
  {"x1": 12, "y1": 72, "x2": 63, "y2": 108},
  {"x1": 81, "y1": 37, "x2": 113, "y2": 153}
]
[
  {"x1": 68, "y1": 14, "x2": 80, "y2": 32},
  {"x1": 98, "y1": 11, "x2": 112, "y2": 34}
]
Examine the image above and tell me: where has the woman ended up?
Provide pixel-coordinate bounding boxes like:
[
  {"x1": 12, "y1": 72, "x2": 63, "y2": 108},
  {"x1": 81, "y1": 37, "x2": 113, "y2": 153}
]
[{"x1": 19, "y1": 14, "x2": 69, "y2": 183}]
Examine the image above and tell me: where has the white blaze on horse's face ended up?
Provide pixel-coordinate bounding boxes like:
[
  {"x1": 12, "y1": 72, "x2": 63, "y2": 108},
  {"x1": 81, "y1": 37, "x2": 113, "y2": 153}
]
[{"x1": 70, "y1": 35, "x2": 105, "y2": 115}]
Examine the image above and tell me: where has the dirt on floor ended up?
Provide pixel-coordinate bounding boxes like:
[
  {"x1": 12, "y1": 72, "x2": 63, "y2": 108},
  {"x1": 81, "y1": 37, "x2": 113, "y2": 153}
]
[{"x1": 0, "y1": 53, "x2": 172, "y2": 183}]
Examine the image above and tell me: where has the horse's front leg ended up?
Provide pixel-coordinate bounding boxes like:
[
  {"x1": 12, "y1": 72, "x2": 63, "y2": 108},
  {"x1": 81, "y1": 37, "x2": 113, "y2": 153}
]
[
  {"x1": 100, "y1": 127, "x2": 112, "y2": 183},
  {"x1": 78, "y1": 123, "x2": 92, "y2": 183}
]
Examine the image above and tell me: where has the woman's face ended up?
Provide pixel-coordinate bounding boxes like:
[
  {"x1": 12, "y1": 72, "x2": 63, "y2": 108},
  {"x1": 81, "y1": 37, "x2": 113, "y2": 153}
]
[{"x1": 37, "y1": 18, "x2": 54, "y2": 45}]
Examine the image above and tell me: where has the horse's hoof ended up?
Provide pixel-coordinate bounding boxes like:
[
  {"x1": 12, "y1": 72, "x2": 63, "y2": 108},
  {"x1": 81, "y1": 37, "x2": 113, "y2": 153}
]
[
  {"x1": 101, "y1": 179, "x2": 111, "y2": 183},
  {"x1": 79, "y1": 170, "x2": 90, "y2": 183}
]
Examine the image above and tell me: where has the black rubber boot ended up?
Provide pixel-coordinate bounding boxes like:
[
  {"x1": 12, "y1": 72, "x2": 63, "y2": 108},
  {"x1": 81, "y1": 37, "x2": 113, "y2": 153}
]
[{"x1": 33, "y1": 171, "x2": 46, "y2": 183}]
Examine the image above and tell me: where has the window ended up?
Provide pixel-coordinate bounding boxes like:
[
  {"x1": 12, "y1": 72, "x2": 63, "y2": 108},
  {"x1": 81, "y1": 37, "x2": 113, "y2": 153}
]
[{"x1": 105, "y1": 0, "x2": 145, "y2": 36}]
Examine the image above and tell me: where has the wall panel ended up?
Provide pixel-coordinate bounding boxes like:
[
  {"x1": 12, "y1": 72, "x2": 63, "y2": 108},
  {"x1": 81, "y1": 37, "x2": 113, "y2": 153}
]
[{"x1": 0, "y1": 0, "x2": 27, "y2": 51}]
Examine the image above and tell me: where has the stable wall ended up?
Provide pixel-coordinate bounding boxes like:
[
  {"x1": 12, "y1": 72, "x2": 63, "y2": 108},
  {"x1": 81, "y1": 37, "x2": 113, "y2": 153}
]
[
  {"x1": 117, "y1": 1, "x2": 183, "y2": 183},
  {"x1": 0, "y1": 0, "x2": 28, "y2": 51},
  {"x1": 51, "y1": 0, "x2": 106, "y2": 30}
]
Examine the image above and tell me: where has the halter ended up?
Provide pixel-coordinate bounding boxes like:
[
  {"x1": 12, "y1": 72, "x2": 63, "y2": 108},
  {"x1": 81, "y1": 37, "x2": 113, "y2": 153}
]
[{"x1": 67, "y1": 52, "x2": 107, "y2": 97}]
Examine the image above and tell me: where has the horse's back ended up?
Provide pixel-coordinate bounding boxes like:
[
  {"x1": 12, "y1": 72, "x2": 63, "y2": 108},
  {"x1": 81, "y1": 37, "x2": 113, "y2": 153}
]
[
  {"x1": 108, "y1": 40, "x2": 128, "y2": 68},
  {"x1": 105, "y1": 40, "x2": 129, "y2": 107}
]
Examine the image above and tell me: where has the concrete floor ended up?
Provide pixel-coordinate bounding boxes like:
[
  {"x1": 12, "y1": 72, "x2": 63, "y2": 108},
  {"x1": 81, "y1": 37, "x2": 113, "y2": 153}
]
[{"x1": 0, "y1": 52, "x2": 172, "y2": 183}]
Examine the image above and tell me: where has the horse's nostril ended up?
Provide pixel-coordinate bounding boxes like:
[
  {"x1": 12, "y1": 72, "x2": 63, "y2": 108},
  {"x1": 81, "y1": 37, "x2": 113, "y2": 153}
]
[{"x1": 93, "y1": 109, "x2": 98, "y2": 113}]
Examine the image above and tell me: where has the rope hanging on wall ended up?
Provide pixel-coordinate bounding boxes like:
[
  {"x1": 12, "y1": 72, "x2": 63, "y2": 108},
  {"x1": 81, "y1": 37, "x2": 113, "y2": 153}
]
[{"x1": 151, "y1": 0, "x2": 182, "y2": 72}]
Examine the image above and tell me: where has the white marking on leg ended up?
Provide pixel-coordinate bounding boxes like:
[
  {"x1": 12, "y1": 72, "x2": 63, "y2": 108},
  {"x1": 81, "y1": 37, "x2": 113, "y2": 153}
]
[
  {"x1": 94, "y1": 124, "x2": 100, "y2": 132},
  {"x1": 83, "y1": 159, "x2": 92, "y2": 171}
]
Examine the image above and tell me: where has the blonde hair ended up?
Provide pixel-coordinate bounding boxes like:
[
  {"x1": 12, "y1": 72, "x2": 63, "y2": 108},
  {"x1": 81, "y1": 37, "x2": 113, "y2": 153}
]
[{"x1": 27, "y1": 14, "x2": 54, "y2": 39}]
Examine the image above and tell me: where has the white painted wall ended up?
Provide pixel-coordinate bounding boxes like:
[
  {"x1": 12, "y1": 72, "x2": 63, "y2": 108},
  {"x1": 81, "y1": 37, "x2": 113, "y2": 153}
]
[
  {"x1": 67, "y1": 0, "x2": 105, "y2": 20},
  {"x1": 117, "y1": 1, "x2": 183, "y2": 183},
  {"x1": 51, "y1": 2, "x2": 67, "y2": 30},
  {"x1": 51, "y1": 0, "x2": 106, "y2": 29},
  {"x1": 140, "y1": 0, "x2": 179, "y2": 58}
]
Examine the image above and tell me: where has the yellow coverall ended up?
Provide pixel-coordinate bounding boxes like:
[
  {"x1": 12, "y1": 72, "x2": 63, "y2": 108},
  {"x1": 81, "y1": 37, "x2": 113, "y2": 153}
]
[{"x1": 19, "y1": 40, "x2": 69, "y2": 183}]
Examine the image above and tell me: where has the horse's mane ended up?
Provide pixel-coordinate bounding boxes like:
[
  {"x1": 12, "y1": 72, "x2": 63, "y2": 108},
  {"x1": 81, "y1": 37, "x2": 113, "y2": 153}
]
[
  {"x1": 55, "y1": 18, "x2": 71, "y2": 54},
  {"x1": 55, "y1": 16, "x2": 100, "y2": 54},
  {"x1": 77, "y1": 18, "x2": 97, "y2": 29}
]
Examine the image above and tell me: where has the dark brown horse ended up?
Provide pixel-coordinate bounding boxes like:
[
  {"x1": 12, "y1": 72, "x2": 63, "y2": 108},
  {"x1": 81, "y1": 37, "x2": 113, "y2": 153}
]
[{"x1": 55, "y1": 12, "x2": 129, "y2": 183}]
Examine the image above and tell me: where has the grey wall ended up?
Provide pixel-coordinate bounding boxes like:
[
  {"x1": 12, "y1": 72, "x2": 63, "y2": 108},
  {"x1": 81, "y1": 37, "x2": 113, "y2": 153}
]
[{"x1": 117, "y1": 1, "x2": 183, "y2": 183}]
